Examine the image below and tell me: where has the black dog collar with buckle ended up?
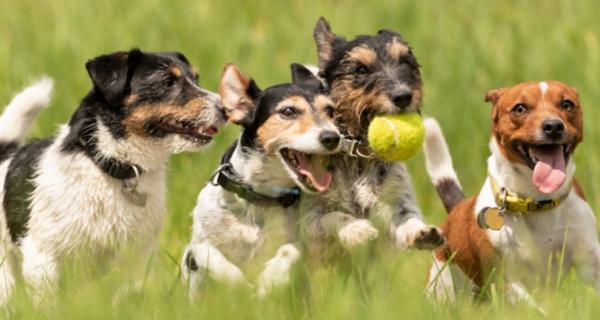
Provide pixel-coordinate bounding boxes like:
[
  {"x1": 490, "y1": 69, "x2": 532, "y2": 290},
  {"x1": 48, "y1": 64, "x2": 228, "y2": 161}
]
[
  {"x1": 75, "y1": 131, "x2": 147, "y2": 207},
  {"x1": 77, "y1": 137, "x2": 144, "y2": 180},
  {"x1": 210, "y1": 142, "x2": 300, "y2": 208}
]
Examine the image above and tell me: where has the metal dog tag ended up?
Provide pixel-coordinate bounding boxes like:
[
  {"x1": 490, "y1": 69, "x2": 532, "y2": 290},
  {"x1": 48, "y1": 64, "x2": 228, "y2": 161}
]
[
  {"x1": 477, "y1": 207, "x2": 505, "y2": 230},
  {"x1": 122, "y1": 180, "x2": 148, "y2": 207}
]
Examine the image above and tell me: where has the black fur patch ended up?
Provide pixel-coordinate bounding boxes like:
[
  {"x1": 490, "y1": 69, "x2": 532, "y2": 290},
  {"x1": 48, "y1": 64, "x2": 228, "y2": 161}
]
[
  {"x1": 184, "y1": 251, "x2": 199, "y2": 272},
  {"x1": 0, "y1": 141, "x2": 18, "y2": 163},
  {"x1": 3, "y1": 138, "x2": 53, "y2": 242},
  {"x1": 435, "y1": 178, "x2": 465, "y2": 213}
]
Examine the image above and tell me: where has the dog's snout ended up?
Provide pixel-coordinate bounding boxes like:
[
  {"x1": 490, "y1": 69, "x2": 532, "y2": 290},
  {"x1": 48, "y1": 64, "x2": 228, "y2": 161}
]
[
  {"x1": 542, "y1": 119, "x2": 565, "y2": 140},
  {"x1": 391, "y1": 90, "x2": 413, "y2": 109},
  {"x1": 319, "y1": 130, "x2": 341, "y2": 151}
]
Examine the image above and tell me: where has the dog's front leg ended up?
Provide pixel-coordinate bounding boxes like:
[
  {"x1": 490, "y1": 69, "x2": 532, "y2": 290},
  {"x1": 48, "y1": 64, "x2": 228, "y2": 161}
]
[
  {"x1": 20, "y1": 236, "x2": 59, "y2": 304},
  {"x1": 318, "y1": 211, "x2": 379, "y2": 249},
  {"x1": 505, "y1": 280, "x2": 547, "y2": 315},
  {"x1": 182, "y1": 241, "x2": 248, "y2": 298},
  {"x1": 572, "y1": 236, "x2": 600, "y2": 291},
  {"x1": 256, "y1": 243, "x2": 301, "y2": 297},
  {"x1": 387, "y1": 169, "x2": 444, "y2": 250}
]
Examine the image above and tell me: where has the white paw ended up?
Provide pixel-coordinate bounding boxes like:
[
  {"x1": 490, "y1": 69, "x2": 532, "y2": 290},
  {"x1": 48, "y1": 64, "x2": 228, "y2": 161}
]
[
  {"x1": 338, "y1": 220, "x2": 379, "y2": 249},
  {"x1": 395, "y1": 217, "x2": 444, "y2": 250},
  {"x1": 256, "y1": 244, "x2": 301, "y2": 297}
]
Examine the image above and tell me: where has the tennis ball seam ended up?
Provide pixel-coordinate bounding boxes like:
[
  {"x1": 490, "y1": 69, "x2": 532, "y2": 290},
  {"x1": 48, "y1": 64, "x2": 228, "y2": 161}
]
[{"x1": 381, "y1": 117, "x2": 398, "y2": 149}]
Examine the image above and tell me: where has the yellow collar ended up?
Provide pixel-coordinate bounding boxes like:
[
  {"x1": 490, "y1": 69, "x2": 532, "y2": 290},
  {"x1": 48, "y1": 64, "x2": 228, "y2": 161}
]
[{"x1": 489, "y1": 176, "x2": 570, "y2": 213}]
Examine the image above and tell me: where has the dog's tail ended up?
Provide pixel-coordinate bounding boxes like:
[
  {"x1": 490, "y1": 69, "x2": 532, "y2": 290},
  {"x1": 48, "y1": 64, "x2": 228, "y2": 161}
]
[
  {"x1": 423, "y1": 118, "x2": 464, "y2": 214},
  {"x1": 0, "y1": 77, "x2": 53, "y2": 158}
]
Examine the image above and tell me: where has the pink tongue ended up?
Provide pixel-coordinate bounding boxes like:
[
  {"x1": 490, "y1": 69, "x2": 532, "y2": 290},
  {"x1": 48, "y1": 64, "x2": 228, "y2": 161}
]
[
  {"x1": 297, "y1": 154, "x2": 332, "y2": 192},
  {"x1": 531, "y1": 147, "x2": 566, "y2": 194}
]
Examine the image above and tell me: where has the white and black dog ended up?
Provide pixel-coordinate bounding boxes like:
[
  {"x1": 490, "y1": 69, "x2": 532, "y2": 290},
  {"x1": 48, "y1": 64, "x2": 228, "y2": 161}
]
[
  {"x1": 0, "y1": 49, "x2": 224, "y2": 303},
  {"x1": 182, "y1": 63, "x2": 340, "y2": 297}
]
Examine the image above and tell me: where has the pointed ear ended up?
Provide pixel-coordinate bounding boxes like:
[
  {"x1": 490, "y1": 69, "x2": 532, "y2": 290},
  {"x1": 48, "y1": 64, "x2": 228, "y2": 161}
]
[
  {"x1": 313, "y1": 17, "x2": 344, "y2": 71},
  {"x1": 290, "y1": 63, "x2": 324, "y2": 92},
  {"x1": 86, "y1": 49, "x2": 141, "y2": 105},
  {"x1": 219, "y1": 64, "x2": 261, "y2": 126},
  {"x1": 484, "y1": 87, "x2": 506, "y2": 105}
]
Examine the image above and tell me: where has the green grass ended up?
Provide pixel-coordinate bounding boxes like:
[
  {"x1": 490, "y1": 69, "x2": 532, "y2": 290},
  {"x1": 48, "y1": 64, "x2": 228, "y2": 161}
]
[{"x1": 1, "y1": 0, "x2": 600, "y2": 318}]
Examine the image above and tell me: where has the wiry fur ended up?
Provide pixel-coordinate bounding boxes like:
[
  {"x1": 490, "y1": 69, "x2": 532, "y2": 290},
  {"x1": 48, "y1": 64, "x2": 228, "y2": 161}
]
[
  {"x1": 299, "y1": 17, "x2": 443, "y2": 257},
  {"x1": 0, "y1": 50, "x2": 224, "y2": 304}
]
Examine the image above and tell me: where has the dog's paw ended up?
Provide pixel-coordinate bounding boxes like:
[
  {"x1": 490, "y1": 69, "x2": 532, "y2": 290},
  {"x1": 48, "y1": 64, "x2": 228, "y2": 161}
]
[
  {"x1": 256, "y1": 244, "x2": 301, "y2": 297},
  {"x1": 395, "y1": 217, "x2": 445, "y2": 250},
  {"x1": 338, "y1": 219, "x2": 379, "y2": 249}
]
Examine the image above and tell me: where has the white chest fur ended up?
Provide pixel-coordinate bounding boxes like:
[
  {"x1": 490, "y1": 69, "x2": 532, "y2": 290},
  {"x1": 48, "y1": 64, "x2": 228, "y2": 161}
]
[{"x1": 26, "y1": 133, "x2": 166, "y2": 258}]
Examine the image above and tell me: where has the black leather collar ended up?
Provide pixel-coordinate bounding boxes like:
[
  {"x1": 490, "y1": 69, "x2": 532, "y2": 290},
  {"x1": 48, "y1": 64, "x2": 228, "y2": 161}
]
[
  {"x1": 211, "y1": 142, "x2": 300, "y2": 208},
  {"x1": 76, "y1": 134, "x2": 144, "y2": 180}
]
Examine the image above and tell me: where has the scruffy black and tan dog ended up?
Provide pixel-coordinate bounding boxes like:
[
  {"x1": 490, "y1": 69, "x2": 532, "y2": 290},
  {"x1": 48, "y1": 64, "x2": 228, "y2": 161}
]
[
  {"x1": 0, "y1": 49, "x2": 224, "y2": 303},
  {"x1": 299, "y1": 18, "x2": 444, "y2": 255}
]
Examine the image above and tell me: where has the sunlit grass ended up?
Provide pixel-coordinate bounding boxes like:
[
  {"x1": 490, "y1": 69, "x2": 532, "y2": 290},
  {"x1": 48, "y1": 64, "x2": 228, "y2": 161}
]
[{"x1": 1, "y1": 0, "x2": 600, "y2": 318}]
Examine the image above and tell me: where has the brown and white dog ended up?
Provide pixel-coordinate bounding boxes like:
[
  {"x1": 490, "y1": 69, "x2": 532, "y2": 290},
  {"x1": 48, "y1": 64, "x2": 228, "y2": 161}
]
[{"x1": 424, "y1": 81, "x2": 600, "y2": 308}]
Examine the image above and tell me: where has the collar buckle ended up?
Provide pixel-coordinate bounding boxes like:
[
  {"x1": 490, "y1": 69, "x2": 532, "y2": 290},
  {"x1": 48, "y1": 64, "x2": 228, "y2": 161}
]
[{"x1": 340, "y1": 137, "x2": 376, "y2": 159}]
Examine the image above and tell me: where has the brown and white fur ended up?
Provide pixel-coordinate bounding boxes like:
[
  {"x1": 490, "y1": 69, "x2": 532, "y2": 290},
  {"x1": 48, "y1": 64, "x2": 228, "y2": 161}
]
[
  {"x1": 297, "y1": 18, "x2": 444, "y2": 257},
  {"x1": 182, "y1": 64, "x2": 341, "y2": 297},
  {"x1": 424, "y1": 81, "x2": 600, "y2": 309}
]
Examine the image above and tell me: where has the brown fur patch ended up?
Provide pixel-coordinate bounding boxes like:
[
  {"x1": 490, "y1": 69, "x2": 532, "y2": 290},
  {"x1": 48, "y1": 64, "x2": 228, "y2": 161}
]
[
  {"x1": 170, "y1": 65, "x2": 183, "y2": 77},
  {"x1": 489, "y1": 81, "x2": 583, "y2": 165},
  {"x1": 313, "y1": 95, "x2": 334, "y2": 113},
  {"x1": 256, "y1": 96, "x2": 315, "y2": 153},
  {"x1": 330, "y1": 77, "x2": 393, "y2": 136},
  {"x1": 219, "y1": 64, "x2": 255, "y2": 125},
  {"x1": 436, "y1": 196, "x2": 499, "y2": 287},
  {"x1": 386, "y1": 38, "x2": 409, "y2": 60},
  {"x1": 124, "y1": 94, "x2": 138, "y2": 107},
  {"x1": 123, "y1": 98, "x2": 208, "y2": 137},
  {"x1": 347, "y1": 46, "x2": 377, "y2": 66}
]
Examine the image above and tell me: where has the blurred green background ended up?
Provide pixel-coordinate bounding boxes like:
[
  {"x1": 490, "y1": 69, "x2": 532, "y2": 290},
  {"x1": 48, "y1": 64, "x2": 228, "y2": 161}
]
[{"x1": 1, "y1": 0, "x2": 600, "y2": 318}]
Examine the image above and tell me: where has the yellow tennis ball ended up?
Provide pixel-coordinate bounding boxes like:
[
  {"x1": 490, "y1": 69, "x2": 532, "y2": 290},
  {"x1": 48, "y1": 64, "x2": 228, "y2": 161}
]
[{"x1": 367, "y1": 113, "x2": 425, "y2": 161}]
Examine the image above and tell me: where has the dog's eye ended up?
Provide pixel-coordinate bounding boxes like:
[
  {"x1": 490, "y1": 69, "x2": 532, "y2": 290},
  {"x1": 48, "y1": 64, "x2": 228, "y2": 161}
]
[
  {"x1": 162, "y1": 76, "x2": 176, "y2": 87},
  {"x1": 324, "y1": 105, "x2": 335, "y2": 118},
  {"x1": 279, "y1": 106, "x2": 298, "y2": 119},
  {"x1": 511, "y1": 103, "x2": 528, "y2": 115},
  {"x1": 355, "y1": 65, "x2": 369, "y2": 75},
  {"x1": 560, "y1": 99, "x2": 575, "y2": 111}
]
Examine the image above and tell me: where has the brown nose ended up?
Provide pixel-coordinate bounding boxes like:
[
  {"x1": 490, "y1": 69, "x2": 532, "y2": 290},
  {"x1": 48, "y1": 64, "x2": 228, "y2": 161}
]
[
  {"x1": 542, "y1": 119, "x2": 565, "y2": 140},
  {"x1": 319, "y1": 130, "x2": 341, "y2": 151}
]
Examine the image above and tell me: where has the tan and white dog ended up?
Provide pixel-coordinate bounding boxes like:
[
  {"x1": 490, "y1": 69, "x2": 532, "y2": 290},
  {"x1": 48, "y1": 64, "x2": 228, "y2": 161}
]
[{"x1": 424, "y1": 81, "x2": 600, "y2": 308}]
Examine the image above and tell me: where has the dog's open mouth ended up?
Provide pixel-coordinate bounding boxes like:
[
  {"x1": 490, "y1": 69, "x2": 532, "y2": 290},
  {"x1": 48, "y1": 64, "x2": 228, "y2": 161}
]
[
  {"x1": 148, "y1": 119, "x2": 218, "y2": 144},
  {"x1": 279, "y1": 148, "x2": 333, "y2": 193},
  {"x1": 514, "y1": 142, "x2": 573, "y2": 194}
]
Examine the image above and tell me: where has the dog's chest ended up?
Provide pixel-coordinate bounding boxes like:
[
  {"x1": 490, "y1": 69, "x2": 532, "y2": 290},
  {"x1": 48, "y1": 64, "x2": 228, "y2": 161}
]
[
  {"x1": 28, "y1": 151, "x2": 166, "y2": 254},
  {"x1": 476, "y1": 182, "x2": 579, "y2": 277}
]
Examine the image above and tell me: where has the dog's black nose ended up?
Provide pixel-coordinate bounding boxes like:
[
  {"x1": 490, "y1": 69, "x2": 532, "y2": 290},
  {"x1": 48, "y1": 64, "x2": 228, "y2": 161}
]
[
  {"x1": 319, "y1": 130, "x2": 341, "y2": 151},
  {"x1": 542, "y1": 119, "x2": 565, "y2": 139},
  {"x1": 391, "y1": 91, "x2": 413, "y2": 109}
]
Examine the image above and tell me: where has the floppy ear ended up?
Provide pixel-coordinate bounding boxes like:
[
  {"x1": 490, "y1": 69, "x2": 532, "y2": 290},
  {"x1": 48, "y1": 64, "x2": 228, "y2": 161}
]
[
  {"x1": 313, "y1": 17, "x2": 345, "y2": 71},
  {"x1": 219, "y1": 64, "x2": 261, "y2": 126},
  {"x1": 484, "y1": 87, "x2": 506, "y2": 105},
  {"x1": 86, "y1": 49, "x2": 142, "y2": 105},
  {"x1": 290, "y1": 63, "x2": 324, "y2": 92}
]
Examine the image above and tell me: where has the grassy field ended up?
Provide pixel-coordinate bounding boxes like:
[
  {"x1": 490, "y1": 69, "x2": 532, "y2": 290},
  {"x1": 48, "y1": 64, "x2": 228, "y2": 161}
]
[{"x1": 1, "y1": 0, "x2": 600, "y2": 318}]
